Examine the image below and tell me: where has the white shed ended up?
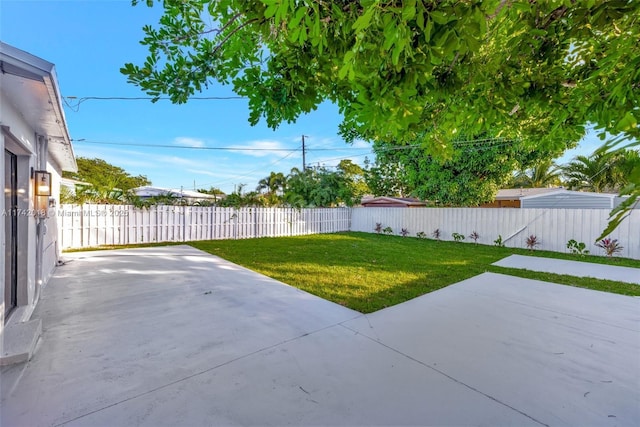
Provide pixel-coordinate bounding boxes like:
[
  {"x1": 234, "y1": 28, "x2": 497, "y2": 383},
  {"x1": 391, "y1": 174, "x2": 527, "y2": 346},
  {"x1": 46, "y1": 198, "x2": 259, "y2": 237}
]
[{"x1": 520, "y1": 189, "x2": 623, "y2": 209}]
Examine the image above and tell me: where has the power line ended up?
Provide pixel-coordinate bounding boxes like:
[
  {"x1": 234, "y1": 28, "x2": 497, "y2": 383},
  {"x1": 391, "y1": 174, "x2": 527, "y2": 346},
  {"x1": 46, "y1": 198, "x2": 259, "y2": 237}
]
[
  {"x1": 70, "y1": 138, "x2": 512, "y2": 152},
  {"x1": 62, "y1": 95, "x2": 245, "y2": 112},
  {"x1": 72, "y1": 139, "x2": 300, "y2": 152},
  {"x1": 70, "y1": 136, "x2": 522, "y2": 190},
  {"x1": 190, "y1": 150, "x2": 299, "y2": 190},
  {"x1": 70, "y1": 139, "x2": 372, "y2": 152}
]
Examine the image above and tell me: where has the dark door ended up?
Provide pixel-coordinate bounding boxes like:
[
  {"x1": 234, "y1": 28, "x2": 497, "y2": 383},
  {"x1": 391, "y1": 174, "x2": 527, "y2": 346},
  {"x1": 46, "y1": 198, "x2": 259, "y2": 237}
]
[{"x1": 4, "y1": 149, "x2": 17, "y2": 318}]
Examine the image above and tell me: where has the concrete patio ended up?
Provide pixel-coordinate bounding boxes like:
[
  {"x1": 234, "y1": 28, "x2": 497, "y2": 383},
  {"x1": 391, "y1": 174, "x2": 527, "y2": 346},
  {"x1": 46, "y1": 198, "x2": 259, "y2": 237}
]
[
  {"x1": 1, "y1": 245, "x2": 639, "y2": 426},
  {"x1": 493, "y1": 254, "x2": 640, "y2": 284}
]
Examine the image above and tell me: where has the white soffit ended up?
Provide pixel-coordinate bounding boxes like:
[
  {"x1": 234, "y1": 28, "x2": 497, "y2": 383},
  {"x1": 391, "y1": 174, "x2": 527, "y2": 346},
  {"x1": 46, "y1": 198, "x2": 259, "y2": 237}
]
[{"x1": 0, "y1": 42, "x2": 77, "y2": 172}]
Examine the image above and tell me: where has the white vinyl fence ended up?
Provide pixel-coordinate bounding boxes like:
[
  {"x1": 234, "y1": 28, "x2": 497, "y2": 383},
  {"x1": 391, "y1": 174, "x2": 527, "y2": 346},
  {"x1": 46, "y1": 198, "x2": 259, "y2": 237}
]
[
  {"x1": 57, "y1": 204, "x2": 640, "y2": 259},
  {"x1": 350, "y1": 207, "x2": 640, "y2": 260},
  {"x1": 58, "y1": 205, "x2": 351, "y2": 249}
]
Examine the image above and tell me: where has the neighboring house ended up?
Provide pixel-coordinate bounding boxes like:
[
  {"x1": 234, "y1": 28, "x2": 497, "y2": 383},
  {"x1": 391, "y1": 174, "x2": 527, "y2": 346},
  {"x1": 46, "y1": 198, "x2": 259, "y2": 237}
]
[
  {"x1": 133, "y1": 186, "x2": 220, "y2": 204},
  {"x1": 1, "y1": 42, "x2": 76, "y2": 365},
  {"x1": 479, "y1": 188, "x2": 561, "y2": 208},
  {"x1": 361, "y1": 197, "x2": 427, "y2": 208},
  {"x1": 60, "y1": 177, "x2": 91, "y2": 195},
  {"x1": 481, "y1": 188, "x2": 632, "y2": 209}
]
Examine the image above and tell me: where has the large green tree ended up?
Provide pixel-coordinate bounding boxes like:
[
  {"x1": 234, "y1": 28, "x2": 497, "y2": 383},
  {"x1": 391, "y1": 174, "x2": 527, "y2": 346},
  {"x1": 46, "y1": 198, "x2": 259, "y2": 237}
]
[
  {"x1": 63, "y1": 157, "x2": 151, "y2": 204},
  {"x1": 367, "y1": 135, "x2": 557, "y2": 205},
  {"x1": 336, "y1": 159, "x2": 369, "y2": 203},
  {"x1": 284, "y1": 165, "x2": 363, "y2": 207},
  {"x1": 123, "y1": 1, "x2": 640, "y2": 235},
  {"x1": 64, "y1": 157, "x2": 150, "y2": 190}
]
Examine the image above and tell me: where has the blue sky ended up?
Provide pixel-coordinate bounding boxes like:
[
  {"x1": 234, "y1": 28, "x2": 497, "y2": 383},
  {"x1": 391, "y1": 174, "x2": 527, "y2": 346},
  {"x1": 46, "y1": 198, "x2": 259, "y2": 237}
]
[{"x1": 1, "y1": 0, "x2": 601, "y2": 194}]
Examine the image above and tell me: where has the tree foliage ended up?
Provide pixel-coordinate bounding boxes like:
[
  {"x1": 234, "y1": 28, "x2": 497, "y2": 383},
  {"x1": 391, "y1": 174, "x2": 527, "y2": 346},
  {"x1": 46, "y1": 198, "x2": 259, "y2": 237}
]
[
  {"x1": 62, "y1": 157, "x2": 151, "y2": 204},
  {"x1": 123, "y1": 1, "x2": 640, "y2": 235},
  {"x1": 256, "y1": 171, "x2": 287, "y2": 206},
  {"x1": 214, "y1": 163, "x2": 368, "y2": 208},
  {"x1": 511, "y1": 159, "x2": 562, "y2": 189},
  {"x1": 562, "y1": 152, "x2": 617, "y2": 193},
  {"x1": 562, "y1": 149, "x2": 640, "y2": 193},
  {"x1": 336, "y1": 159, "x2": 369, "y2": 202},
  {"x1": 64, "y1": 157, "x2": 150, "y2": 190},
  {"x1": 197, "y1": 186, "x2": 226, "y2": 196},
  {"x1": 367, "y1": 134, "x2": 559, "y2": 205},
  {"x1": 285, "y1": 163, "x2": 367, "y2": 208},
  {"x1": 217, "y1": 184, "x2": 262, "y2": 208}
]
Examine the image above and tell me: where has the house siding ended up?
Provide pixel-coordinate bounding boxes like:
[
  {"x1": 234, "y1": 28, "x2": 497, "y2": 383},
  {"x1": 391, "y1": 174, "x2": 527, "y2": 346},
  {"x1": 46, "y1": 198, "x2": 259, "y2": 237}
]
[{"x1": 522, "y1": 193, "x2": 613, "y2": 209}]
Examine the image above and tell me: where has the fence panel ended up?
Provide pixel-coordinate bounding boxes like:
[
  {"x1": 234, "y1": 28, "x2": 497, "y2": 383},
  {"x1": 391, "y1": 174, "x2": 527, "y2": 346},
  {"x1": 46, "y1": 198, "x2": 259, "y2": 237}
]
[
  {"x1": 58, "y1": 205, "x2": 638, "y2": 259},
  {"x1": 350, "y1": 207, "x2": 640, "y2": 259},
  {"x1": 58, "y1": 205, "x2": 352, "y2": 249}
]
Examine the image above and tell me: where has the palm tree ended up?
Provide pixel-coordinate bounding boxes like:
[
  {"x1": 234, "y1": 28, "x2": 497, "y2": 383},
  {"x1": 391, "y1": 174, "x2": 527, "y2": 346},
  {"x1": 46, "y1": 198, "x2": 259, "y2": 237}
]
[
  {"x1": 512, "y1": 159, "x2": 562, "y2": 188},
  {"x1": 562, "y1": 152, "x2": 619, "y2": 192},
  {"x1": 610, "y1": 149, "x2": 640, "y2": 188},
  {"x1": 255, "y1": 172, "x2": 287, "y2": 206},
  {"x1": 256, "y1": 172, "x2": 287, "y2": 195}
]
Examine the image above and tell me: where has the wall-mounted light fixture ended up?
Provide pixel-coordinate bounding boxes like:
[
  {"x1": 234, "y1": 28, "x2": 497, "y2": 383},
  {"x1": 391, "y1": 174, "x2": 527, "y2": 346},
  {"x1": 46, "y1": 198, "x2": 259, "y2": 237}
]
[
  {"x1": 34, "y1": 170, "x2": 52, "y2": 196},
  {"x1": 34, "y1": 170, "x2": 52, "y2": 217}
]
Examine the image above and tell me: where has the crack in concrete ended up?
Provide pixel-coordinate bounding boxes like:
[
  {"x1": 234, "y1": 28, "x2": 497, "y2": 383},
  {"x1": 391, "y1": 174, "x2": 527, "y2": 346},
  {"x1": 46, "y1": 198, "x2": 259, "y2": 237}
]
[
  {"x1": 449, "y1": 280, "x2": 639, "y2": 333},
  {"x1": 52, "y1": 315, "x2": 362, "y2": 427},
  {"x1": 338, "y1": 323, "x2": 550, "y2": 427}
]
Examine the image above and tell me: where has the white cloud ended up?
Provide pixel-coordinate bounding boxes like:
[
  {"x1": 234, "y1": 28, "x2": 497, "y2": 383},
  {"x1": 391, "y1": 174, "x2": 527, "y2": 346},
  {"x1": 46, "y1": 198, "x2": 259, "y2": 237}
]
[
  {"x1": 153, "y1": 155, "x2": 209, "y2": 168},
  {"x1": 173, "y1": 137, "x2": 206, "y2": 148},
  {"x1": 351, "y1": 139, "x2": 371, "y2": 149},
  {"x1": 187, "y1": 169, "x2": 220, "y2": 178},
  {"x1": 229, "y1": 139, "x2": 292, "y2": 157}
]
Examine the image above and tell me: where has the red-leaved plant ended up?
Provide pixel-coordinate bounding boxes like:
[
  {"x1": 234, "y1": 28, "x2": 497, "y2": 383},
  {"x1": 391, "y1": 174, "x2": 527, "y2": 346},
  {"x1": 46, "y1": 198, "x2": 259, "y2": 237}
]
[
  {"x1": 525, "y1": 234, "x2": 540, "y2": 250},
  {"x1": 596, "y1": 238, "x2": 624, "y2": 257}
]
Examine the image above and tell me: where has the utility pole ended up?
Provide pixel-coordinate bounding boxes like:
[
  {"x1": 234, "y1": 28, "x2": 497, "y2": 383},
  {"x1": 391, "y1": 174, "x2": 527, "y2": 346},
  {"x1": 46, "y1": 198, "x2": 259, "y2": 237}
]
[{"x1": 301, "y1": 135, "x2": 308, "y2": 170}]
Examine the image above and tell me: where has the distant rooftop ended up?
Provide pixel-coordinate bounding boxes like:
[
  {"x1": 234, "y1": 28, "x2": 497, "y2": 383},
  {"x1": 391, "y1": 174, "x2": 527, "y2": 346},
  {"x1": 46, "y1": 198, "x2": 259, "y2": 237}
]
[
  {"x1": 361, "y1": 196, "x2": 427, "y2": 207},
  {"x1": 495, "y1": 188, "x2": 563, "y2": 200},
  {"x1": 133, "y1": 186, "x2": 219, "y2": 200}
]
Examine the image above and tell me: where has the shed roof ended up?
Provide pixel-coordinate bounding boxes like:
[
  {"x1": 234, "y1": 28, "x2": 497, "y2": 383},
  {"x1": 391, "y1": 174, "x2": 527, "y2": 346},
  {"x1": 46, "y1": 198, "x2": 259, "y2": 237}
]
[
  {"x1": 361, "y1": 197, "x2": 427, "y2": 207},
  {"x1": 495, "y1": 188, "x2": 562, "y2": 200},
  {"x1": 520, "y1": 189, "x2": 617, "y2": 201}
]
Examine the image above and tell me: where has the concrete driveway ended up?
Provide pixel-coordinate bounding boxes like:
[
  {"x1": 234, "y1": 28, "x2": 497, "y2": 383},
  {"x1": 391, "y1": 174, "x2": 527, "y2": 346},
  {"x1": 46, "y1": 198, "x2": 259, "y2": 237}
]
[{"x1": 1, "y1": 245, "x2": 638, "y2": 426}]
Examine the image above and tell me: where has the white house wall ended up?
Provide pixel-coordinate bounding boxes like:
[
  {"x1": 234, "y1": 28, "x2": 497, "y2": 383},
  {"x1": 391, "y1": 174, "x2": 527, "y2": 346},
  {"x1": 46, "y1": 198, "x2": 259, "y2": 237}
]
[
  {"x1": 43, "y1": 163, "x2": 62, "y2": 284},
  {"x1": 1, "y1": 132, "x2": 4, "y2": 322},
  {"x1": 1, "y1": 91, "x2": 61, "y2": 323},
  {"x1": 2, "y1": 94, "x2": 36, "y2": 322}
]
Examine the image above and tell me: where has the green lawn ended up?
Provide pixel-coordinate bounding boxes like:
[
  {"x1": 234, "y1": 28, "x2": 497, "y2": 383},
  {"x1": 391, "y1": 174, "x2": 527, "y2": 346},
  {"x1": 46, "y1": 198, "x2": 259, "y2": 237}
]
[{"x1": 189, "y1": 232, "x2": 640, "y2": 313}]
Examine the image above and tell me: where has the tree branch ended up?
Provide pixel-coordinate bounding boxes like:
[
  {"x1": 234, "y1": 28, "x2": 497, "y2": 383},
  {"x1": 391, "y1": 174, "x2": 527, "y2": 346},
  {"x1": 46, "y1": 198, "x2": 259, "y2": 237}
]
[
  {"x1": 211, "y1": 17, "x2": 261, "y2": 57},
  {"x1": 487, "y1": 0, "x2": 512, "y2": 20},
  {"x1": 169, "y1": 12, "x2": 245, "y2": 45}
]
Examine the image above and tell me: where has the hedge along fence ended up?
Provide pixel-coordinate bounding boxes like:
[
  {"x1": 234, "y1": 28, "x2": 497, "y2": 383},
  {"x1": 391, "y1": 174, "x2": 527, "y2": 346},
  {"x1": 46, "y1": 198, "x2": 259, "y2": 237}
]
[
  {"x1": 350, "y1": 207, "x2": 640, "y2": 260},
  {"x1": 58, "y1": 205, "x2": 351, "y2": 249}
]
